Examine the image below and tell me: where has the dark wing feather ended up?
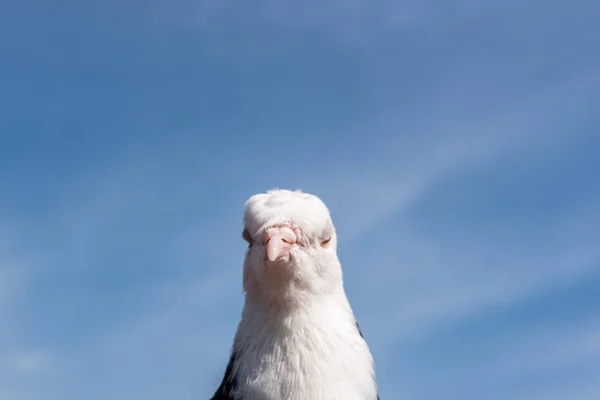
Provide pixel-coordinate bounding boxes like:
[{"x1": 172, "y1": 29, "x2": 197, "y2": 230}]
[
  {"x1": 210, "y1": 350, "x2": 238, "y2": 400},
  {"x1": 355, "y1": 320, "x2": 381, "y2": 400},
  {"x1": 355, "y1": 320, "x2": 365, "y2": 338}
]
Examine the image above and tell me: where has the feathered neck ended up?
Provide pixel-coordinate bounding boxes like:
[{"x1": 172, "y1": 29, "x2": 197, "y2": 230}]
[
  {"x1": 238, "y1": 284, "x2": 354, "y2": 341},
  {"x1": 243, "y1": 279, "x2": 348, "y2": 316}
]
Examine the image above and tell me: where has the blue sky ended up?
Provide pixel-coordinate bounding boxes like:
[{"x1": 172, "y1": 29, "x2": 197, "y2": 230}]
[{"x1": 1, "y1": 0, "x2": 599, "y2": 399}]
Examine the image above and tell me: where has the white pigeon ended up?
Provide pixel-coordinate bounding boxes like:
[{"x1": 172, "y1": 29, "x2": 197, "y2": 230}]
[{"x1": 210, "y1": 189, "x2": 380, "y2": 400}]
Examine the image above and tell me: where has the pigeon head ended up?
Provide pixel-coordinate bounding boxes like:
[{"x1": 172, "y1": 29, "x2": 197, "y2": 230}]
[{"x1": 241, "y1": 189, "x2": 342, "y2": 303}]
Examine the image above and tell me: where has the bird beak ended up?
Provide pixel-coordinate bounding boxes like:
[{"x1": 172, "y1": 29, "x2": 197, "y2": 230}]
[{"x1": 263, "y1": 226, "x2": 297, "y2": 261}]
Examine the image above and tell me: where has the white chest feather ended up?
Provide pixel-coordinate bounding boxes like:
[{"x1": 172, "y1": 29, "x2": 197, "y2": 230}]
[{"x1": 231, "y1": 297, "x2": 377, "y2": 400}]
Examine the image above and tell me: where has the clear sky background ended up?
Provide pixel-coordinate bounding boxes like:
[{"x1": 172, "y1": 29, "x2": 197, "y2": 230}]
[{"x1": 1, "y1": 1, "x2": 600, "y2": 399}]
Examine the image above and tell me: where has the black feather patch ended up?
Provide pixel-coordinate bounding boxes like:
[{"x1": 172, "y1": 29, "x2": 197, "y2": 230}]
[
  {"x1": 210, "y1": 350, "x2": 238, "y2": 400},
  {"x1": 355, "y1": 320, "x2": 381, "y2": 400},
  {"x1": 355, "y1": 320, "x2": 365, "y2": 338}
]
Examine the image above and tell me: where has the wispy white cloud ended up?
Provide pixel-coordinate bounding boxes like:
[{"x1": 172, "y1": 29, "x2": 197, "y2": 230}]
[
  {"x1": 488, "y1": 321, "x2": 600, "y2": 380},
  {"x1": 9, "y1": 351, "x2": 49, "y2": 374},
  {"x1": 316, "y1": 67, "x2": 600, "y2": 241},
  {"x1": 508, "y1": 373, "x2": 600, "y2": 400},
  {"x1": 0, "y1": 237, "x2": 42, "y2": 399},
  {"x1": 0, "y1": 236, "x2": 30, "y2": 338},
  {"x1": 406, "y1": 316, "x2": 600, "y2": 399},
  {"x1": 358, "y1": 203, "x2": 600, "y2": 350}
]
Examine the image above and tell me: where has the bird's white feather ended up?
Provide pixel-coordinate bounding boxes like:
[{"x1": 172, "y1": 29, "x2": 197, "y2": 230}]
[{"x1": 228, "y1": 189, "x2": 378, "y2": 400}]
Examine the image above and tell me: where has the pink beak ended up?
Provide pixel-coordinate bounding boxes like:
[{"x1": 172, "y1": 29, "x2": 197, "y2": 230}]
[{"x1": 263, "y1": 226, "x2": 297, "y2": 261}]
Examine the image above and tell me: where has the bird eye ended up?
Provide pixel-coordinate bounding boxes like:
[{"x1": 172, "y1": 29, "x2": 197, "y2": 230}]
[
  {"x1": 242, "y1": 229, "x2": 254, "y2": 247},
  {"x1": 320, "y1": 237, "x2": 332, "y2": 248}
]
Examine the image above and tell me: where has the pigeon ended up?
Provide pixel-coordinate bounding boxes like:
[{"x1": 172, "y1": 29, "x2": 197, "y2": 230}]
[{"x1": 210, "y1": 189, "x2": 380, "y2": 400}]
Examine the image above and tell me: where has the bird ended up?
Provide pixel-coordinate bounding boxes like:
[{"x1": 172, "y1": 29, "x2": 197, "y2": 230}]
[{"x1": 210, "y1": 189, "x2": 380, "y2": 400}]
